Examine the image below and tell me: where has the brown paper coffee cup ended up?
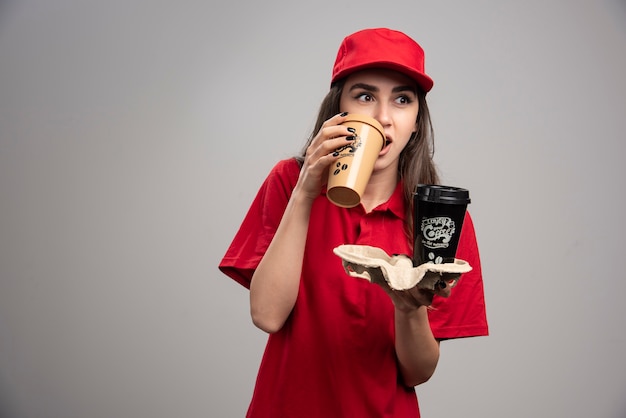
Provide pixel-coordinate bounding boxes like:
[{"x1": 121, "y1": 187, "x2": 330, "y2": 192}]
[{"x1": 327, "y1": 114, "x2": 385, "y2": 208}]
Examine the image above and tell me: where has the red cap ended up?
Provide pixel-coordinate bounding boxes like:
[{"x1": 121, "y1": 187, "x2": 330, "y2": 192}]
[{"x1": 331, "y1": 28, "x2": 434, "y2": 92}]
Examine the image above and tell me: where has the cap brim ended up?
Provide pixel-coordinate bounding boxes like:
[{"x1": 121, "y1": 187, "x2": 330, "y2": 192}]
[{"x1": 332, "y1": 61, "x2": 434, "y2": 92}]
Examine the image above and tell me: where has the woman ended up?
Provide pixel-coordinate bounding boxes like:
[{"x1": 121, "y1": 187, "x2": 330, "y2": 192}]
[{"x1": 219, "y1": 28, "x2": 488, "y2": 418}]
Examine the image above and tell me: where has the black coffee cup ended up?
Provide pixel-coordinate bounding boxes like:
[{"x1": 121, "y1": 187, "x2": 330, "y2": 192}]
[{"x1": 413, "y1": 185, "x2": 471, "y2": 266}]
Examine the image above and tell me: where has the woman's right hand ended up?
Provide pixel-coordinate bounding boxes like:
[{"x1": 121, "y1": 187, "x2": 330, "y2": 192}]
[{"x1": 295, "y1": 112, "x2": 355, "y2": 201}]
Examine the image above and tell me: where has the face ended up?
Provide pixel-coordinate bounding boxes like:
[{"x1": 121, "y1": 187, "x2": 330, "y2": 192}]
[{"x1": 339, "y1": 68, "x2": 419, "y2": 175}]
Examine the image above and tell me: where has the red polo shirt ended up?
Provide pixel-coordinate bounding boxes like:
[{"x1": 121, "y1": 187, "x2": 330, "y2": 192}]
[{"x1": 219, "y1": 158, "x2": 488, "y2": 418}]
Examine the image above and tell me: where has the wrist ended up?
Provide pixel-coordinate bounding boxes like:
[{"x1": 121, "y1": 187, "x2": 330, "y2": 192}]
[
  {"x1": 395, "y1": 304, "x2": 428, "y2": 317},
  {"x1": 291, "y1": 184, "x2": 319, "y2": 207}
]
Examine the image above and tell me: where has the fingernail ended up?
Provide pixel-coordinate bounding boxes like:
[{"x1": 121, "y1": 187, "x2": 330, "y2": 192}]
[
  {"x1": 346, "y1": 135, "x2": 356, "y2": 141},
  {"x1": 347, "y1": 127, "x2": 356, "y2": 133},
  {"x1": 332, "y1": 151, "x2": 339, "y2": 157},
  {"x1": 340, "y1": 112, "x2": 348, "y2": 117}
]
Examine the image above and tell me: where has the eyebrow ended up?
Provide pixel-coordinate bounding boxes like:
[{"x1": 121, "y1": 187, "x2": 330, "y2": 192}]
[{"x1": 348, "y1": 83, "x2": 417, "y2": 94}]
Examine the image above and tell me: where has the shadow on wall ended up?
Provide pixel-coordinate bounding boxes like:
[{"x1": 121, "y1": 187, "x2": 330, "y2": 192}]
[
  {"x1": 0, "y1": 0, "x2": 19, "y2": 41},
  {"x1": 0, "y1": 0, "x2": 15, "y2": 22},
  {"x1": 606, "y1": 0, "x2": 626, "y2": 36}
]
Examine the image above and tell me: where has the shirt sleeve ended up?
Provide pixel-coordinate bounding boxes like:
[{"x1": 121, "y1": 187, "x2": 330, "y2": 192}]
[
  {"x1": 218, "y1": 159, "x2": 300, "y2": 288},
  {"x1": 428, "y1": 211, "x2": 489, "y2": 339}
]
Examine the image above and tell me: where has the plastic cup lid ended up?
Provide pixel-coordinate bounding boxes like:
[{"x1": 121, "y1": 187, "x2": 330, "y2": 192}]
[{"x1": 414, "y1": 184, "x2": 471, "y2": 204}]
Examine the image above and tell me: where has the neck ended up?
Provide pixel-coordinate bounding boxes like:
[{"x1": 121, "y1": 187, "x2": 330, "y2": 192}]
[{"x1": 360, "y1": 168, "x2": 399, "y2": 212}]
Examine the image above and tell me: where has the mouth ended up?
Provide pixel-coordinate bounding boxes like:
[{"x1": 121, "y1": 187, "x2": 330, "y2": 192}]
[{"x1": 379, "y1": 136, "x2": 392, "y2": 156}]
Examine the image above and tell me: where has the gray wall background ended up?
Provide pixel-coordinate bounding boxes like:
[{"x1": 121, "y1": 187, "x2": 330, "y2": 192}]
[{"x1": 1, "y1": 0, "x2": 625, "y2": 417}]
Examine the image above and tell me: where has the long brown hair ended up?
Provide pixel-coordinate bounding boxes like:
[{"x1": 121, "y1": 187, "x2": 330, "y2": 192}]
[{"x1": 296, "y1": 78, "x2": 440, "y2": 240}]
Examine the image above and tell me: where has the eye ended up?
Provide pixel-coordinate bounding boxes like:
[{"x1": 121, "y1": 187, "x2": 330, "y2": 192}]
[
  {"x1": 355, "y1": 92, "x2": 374, "y2": 102},
  {"x1": 395, "y1": 95, "x2": 414, "y2": 105}
]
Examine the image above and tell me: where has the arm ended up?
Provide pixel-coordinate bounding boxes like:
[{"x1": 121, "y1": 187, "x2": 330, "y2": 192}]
[
  {"x1": 249, "y1": 113, "x2": 354, "y2": 333},
  {"x1": 395, "y1": 306, "x2": 440, "y2": 387},
  {"x1": 249, "y1": 189, "x2": 313, "y2": 333},
  {"x1": 395, "y1": 212, "x2": 488, "y2": 385},
  {"x1": 378, "y1": 275, "x2": 457, "y2": 386}
]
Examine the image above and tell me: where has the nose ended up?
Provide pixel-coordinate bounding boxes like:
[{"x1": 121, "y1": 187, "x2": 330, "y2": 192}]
[{"x1": 373, "y1": 102, "x2": 391, "y2": 128}]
